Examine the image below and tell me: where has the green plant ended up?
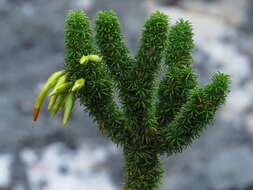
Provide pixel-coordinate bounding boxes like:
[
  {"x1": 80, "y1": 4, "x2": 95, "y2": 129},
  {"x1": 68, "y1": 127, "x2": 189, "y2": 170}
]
[{"x1": 33, "y1": 9, "x2": 231, "y2": 190}]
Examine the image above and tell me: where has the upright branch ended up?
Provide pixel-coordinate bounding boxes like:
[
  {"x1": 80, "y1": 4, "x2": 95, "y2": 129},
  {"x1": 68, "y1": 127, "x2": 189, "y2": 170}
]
[
  {"x1": 64, "y1": 10, "x2": 128, "y2": 145},
  {"x1": 125, "y1": 12, "x2": 169, "y2": 143},
  {"x1": 95, "y1": 11, "x2": 133, "y2": 134},
  {"x1": 95, "y1": 10, "x2": 131, "y2": 81},
  {"x1": 155, "y1": 20, "x2": 198, "y2": 129}
]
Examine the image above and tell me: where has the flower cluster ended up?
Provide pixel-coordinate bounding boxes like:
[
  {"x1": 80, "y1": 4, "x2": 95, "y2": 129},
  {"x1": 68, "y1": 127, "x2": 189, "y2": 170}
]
[{"x1": 33, "y1": 54, "x2": 102, "y2": 126}]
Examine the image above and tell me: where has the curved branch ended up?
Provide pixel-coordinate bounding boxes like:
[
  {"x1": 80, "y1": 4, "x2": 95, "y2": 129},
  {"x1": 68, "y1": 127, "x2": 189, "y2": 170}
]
[
  {"x1": 156, "y1": 72, "x2": 231, "y2": 155},
  {"x1": 156, "y1": 20, "x2": 197, "y2": 128}
]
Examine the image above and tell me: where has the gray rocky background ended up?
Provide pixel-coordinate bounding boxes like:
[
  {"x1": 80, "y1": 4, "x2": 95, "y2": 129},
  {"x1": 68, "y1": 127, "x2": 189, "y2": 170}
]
[{"x1": 0, "y1": 0, "x2": 253, "y2": 189}]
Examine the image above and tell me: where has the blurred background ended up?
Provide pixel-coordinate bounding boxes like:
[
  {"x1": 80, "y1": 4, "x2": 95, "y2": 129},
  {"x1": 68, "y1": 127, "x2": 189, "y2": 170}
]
[{"x1": 0, "y1": 0, "x2": 253, "y2": 189}]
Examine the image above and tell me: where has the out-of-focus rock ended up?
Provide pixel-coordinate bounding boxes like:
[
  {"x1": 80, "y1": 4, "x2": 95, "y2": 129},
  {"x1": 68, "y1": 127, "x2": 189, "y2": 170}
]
[
  {"x1": 21, "y1": 143, "x2": 119, "y2": 190},
  {"x1": 157, "y1": 0, "x2": 181, "y2": 6},
  {"x1": 207, "y1": 147, "x2": 253, "y2": 190},
  {"x1": 155, "y1": 0, "x2": 249, "y2": 26},
  {"x1": 0, "y1": 154, "x2": 12, "y2": 189},
  {"x1": 242, "y1": 0, "x2": 253, "y2": 33}
]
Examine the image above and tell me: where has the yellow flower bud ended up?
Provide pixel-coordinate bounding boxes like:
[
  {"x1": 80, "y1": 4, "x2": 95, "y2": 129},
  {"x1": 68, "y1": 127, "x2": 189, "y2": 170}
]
[
  {"x1": 53, "y1": 74, "x2": 67, "y2": 88},
  {"x1": 49, "y1": 82, "x2": 71, "y2": 96},
  {"x1": 51, "y1": 94, "x2": 66, "y2": 117},
  {"x1": 33, "y1": 83, "x2": 54, "y2": 121},
  {"x1": 47, "y1": 70, "x2": 66, "y2": 83},
  {"x1": 80, "y1": 55, "x2": 89, "y2": 65},
  {"x1": 48, "y1": 95, "x2": 57, "y2": 110},
  {"x1": 34, "y1": 83, "x2": 50, "y2": 109},
  {"x1": 48, "y1": 74, "x2": 68, "y2": 96},
  {"x1": 63, "y1": 92, "x2": 75, "y2": 126},
  {"x1": 80, "y1": 54, "x2": 102, "y2": 65},
  {"x1": 71, "y1": 78, "x2": 85, "y2": 92},
  {"x1": 33, "y1": 70, "x2": 66, "y2": 121},
  {"x1": 89, "y1": 55, "x2": 102, "y2": 62}
]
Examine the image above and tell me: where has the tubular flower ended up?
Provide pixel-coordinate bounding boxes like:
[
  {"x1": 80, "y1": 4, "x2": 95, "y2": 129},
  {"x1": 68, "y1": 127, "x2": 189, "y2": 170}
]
[
  {"x1": 33, "y1": 54, "x2": 100, "y2": 125},
  {"x1": 71, "y1": 78, "x2": 85, "y2": 92},
  {"x1": 89, "y1": 55, "x2": 103, "y2": 62},
  {"x1": 32, "y1": 74, "x2": 79, "y2": 124},
  {"x1": 48, "y1": 95, "x2": 57, "y2": 110},
  {"x1": 33, "y1": 70, "x2": 66, "y2": 121},
  {"x1": 49, "y1": 75, "x2": 68, "y2": 96},
  {"x1": 80, "y1": 54, "x2": 102, "y2": 64},
  {"x1": 49, "y1": 82, "x2": 71, "y2": 96},
  {"x1": 63, "y1": 92, "x2": 75, "y2": 126},
  {"x1": 80, "y1": 55, "x2": 89, "y2": 65},
  {"x1": 51, "y1": 94, "x2": 66, "y2": 117}
]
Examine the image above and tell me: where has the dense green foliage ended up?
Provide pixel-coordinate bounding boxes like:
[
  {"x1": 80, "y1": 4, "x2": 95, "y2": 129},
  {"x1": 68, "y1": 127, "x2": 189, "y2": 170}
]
[{"x1": 62, "y1": 9, "x2": 230, "y2": 190}]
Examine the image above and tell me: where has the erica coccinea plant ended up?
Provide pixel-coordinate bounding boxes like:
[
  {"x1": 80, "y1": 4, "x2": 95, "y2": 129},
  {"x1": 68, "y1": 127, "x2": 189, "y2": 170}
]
[{"x1": 33, "y1": 9, "x2": 231, "y2": 190}]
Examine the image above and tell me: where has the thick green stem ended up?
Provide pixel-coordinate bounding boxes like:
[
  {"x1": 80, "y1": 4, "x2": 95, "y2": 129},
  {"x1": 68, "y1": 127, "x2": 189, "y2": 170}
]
[{"x1": 123, "y1": 146, "x2": 163, "y2": 190}]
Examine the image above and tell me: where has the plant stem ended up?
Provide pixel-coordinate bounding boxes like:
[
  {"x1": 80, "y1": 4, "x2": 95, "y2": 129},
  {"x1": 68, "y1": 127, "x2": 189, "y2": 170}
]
[{"x1": 123, "y1": 146, "x2": 163, "y2": 190}]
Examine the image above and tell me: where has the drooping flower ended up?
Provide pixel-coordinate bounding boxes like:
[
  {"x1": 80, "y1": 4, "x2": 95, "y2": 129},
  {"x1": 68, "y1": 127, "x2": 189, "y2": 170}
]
[
  {"x1": 33, "y1": 70, "x2": 66, "y2": 121},
  {"x1": 80, "y1": 55, "x2": 89, "y2": 65},
  {"x1": 49, "y1": 82, "x2": 71, "y2": 96},
  {"x1": 48, "y1": 95, "x2": 57, "y2": 110},
  {"x1": 63, "y1": 92, "x2": 75, "y2": 126},
  {"x1": 71, "y1": 78, "x2": 85, "y2": 92},
  {"x1": 33, "y1": 54, "x2": 101, "y2": 125},
  {"x1": 51, "y1": 94, "x2": 67, "y2": 117},
  {"x1": 80, "y1": 54, "x2": 102, "y2": 64},
  {"x1": 88, "y1": 55, "x2": 102, "y2": 62}
]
